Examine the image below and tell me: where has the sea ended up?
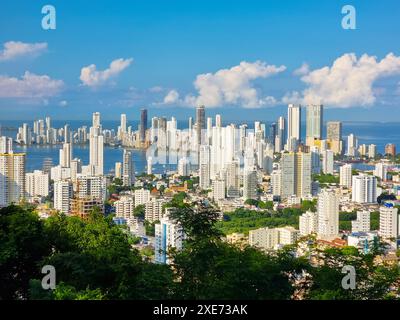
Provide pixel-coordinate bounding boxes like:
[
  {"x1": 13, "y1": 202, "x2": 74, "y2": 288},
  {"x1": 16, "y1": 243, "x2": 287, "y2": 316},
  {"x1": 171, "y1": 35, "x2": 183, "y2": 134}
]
[{"x1": 0, "y1": 120, "x2": 399, "y2": 174}]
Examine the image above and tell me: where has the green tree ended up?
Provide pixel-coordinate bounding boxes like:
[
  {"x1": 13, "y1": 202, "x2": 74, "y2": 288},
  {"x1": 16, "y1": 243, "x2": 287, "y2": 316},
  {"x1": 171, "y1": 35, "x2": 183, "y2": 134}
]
[{"x1": 0, "y1": 205, "x2": 51, "y2": 299}]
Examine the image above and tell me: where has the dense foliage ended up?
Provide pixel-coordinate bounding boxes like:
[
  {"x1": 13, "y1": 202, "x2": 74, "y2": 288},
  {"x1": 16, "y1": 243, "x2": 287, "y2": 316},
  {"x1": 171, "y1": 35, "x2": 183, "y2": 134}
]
[{"x1": 1, "y1": 204, "x2": 399, "y2": 300}]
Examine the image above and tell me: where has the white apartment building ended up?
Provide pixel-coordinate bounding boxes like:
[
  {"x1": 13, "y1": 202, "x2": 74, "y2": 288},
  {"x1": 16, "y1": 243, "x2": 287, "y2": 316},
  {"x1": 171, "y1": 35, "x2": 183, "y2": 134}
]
[
  {"x1": 0, "y1": 151, "x2": 26, "y2": 207},
  {"x1": 155, "y1": 214, "x2": 184, "y2": 264},
  {"x1": 114, "y1": 195, "x2": 134, "y2": 219},
  {"x1": 145, "y1": 198, "x2": 167, "y2": 222},
  {"x1": 134, "y1": 189, "x2": 151, "y2": 207},
  {"x1": 351, "y1": 210, "x2": 371, "y2": 233},
  {"x1": 339, "y1": 164, "x2": 352, "y2": 188},
  {"x1": 25, "y1": 170, "x2": 49, "y2": 199},
  {"x1": 299, "y1": 211, "x2": 318, "y2": 236},
  {"x1": 54, "y1": 180, "x2": 73, "y2": 214},
  {"x1": 317, "y1": 189, "x2": 339, "y2": 239},
  {"x1": 379, "y1": 205, "x2": 399, "y2": 239},
  {"x1": 352, "y1": 175, "x2": 377, "y2": 204},
  {"x1": 212, "y1": 178, "x2": 226, "y2": 201}
]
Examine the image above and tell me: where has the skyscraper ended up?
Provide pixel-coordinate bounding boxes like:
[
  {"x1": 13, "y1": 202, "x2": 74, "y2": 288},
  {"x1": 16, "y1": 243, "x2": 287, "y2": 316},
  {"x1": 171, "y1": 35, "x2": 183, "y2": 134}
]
[
  {"x1": 54, "y1": 180, "x2": 73, "y2": 214},
  {"x1": 155, "y1": 213, "x2": 184, "y2": 264},
  {"x1": 89, "y1": 112, "x2": 104, "y2": 176},
  {"x1": 306, "y1": 104, "x2": 323, "y2": 146},
  {"x1": 327, "y1": 121, "x2": 342, "y2": 154},
  {"x1": 339, "y1": 164, "x2": 352, "y2": 188},
  {"x1": 196, "y1": 105, "x2": 205, "y2": 145},
  {"x1": 140, "y1": 108, "x2": 148, "y2": 142},
  {"x1": 122, "y1": 149, "x2": 135, "y2": 186},
  {"x1": 347, "y1": 134, "x2": 358, "y2": 157},
  {"x1": 0, "y1": 141, "x2": 26, "y2": 207},
  {"x1": 385, "y1": 143, "x2": 396, "y2": 157},
  {"x1": 243, "y1": 167, "x2": 258, "y2": 200},
  {"x1": 317, "y1": 189, "x2": 339, "y2": 239},
  {"x1": 352, "y1": 175, "x2": 377, "y2": 204},
  {"x1": 199, "y1": 145, "x2": 211, "y2": 189},
  {"x1": 379, "y1": 204, "x2": 399, "y2": 239},
  {"x1": 280, "y1": 152, "x2": 311, "y2": 199},
  {"x1": 287, "y1": 104, "x2": 301, "y2": 143}
]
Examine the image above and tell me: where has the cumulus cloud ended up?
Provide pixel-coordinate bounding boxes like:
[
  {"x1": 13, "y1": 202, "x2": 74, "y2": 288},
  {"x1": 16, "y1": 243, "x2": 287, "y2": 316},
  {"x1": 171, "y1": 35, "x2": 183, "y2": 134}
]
[
  {"x1": 0, "y1": 72, "x2": 64, "y2": 98},
  {"x1": 163, "y1": 89, "x2": 180, "y2": 104},
  {"x1": 59, "y1": 100, "x2": 68, "y2": 107},
  {"x1": 187, "y1": 61, "x2": 286, "y2": 108},
  {"x1": 80, "y1": 58, "x2": 133, "y2": 87},
  {"x1": 293, "y1": 63, "x2": 310, "y2": 76},
  {"x1": 0, "y1": 41, "x2": 47, "y2": 61},
  {"x1": 290, "y1": 53, "x2": 400, "y2": 108}
]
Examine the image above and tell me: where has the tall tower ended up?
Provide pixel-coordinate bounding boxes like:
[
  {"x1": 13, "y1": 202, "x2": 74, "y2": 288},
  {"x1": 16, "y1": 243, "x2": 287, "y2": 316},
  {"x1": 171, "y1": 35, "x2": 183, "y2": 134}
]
[
  {"x1": 121, "y1": 114, "x2": 127, "y2": 133},
  {"x1": 89, "y1": 112, "x2": 104, "y2": 175},
  {"x1": 306, "y1": 104, "x2": 323, "y2": 146},
  {"x1": 122, "y1": 149, "x2": 135, "y2": 186},
  {"x1": 0, "y1": 139, "x2": 26, "y2": 207},
  {"x1": 317, "y1": 189, "x2": 339, "y2": 239},
  {"x1": 288, "y1": 104, "x2": 301, "y2": 142},
  {"x1": 196, "y1": 105, "x2": 205, "y2": 145},
  {"x1": 140, "y1": 108, "x2": 148, "y2": 143}
]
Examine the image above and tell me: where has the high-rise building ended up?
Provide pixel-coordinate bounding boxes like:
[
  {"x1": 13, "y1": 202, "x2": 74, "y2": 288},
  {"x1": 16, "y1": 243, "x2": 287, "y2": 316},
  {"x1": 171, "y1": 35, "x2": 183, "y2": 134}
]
[
  {"x1": 140, "y1": 109, "x2": 148, "y2": 142},
  {"x1": 322, "y1": 150, "x2": 334, "y2": 174},
  {"x1": 299, "y1": 211, "x2": 318, "y2": 236},
  {"x1": 114, "y1": 195, "x2": 134, "y2": 219},
  {"x1": 0, "y1": 142, "x2": 26, "y2": 207},
  {"x1": 243, "y1": 167, "x2": 258, "y2": 200},
  {"x1": 59, "y1": 143, "x2": 72, "y2": 168},
  {"x1": 287, "y1": 104, "x2": 301, "y2": 143},
  {"x1": 115, "y1": 162, "x2": 122, "y2": 179},
  {"x1": 145, "y1": 198, "x2": 167, "y2": 222},
  {"x1": 374, "y1": 162, "x2": 388, "y2": 181},
  {"x1": 199, "y1": 145, "x2": 211, "y2": 189},
  {"x1": 226, "y1": 160, "x2": 240, "y2": 198},
  {"x1": 317, "y1": 189, "x2": 339, "y2": 239},
  {"x1": 385, "y1": 143, "x2": 396, "y2": 157},
  {"x1": 147, "y1": 156, "x2": 153, "y2": 175},
  {"x1": 0, "y1": 136, "x2": 13, "y2": 153},
  {"x1": 155, "y1": 214, "x2": 184, "y2": 264},
  {"x1": 25, "y1": 170, "x2": 49, "y2": 199},
  {"x1": 134, "y1": 189, "x2": 150, "y2": 206},
  {"x1": 120, "y1": 114, "x2": 127, "y2": 134},
  {"x1": 347, "y1": 134, "x2": 358, "y2": 157},
  {"x1": 54, "y1": 180, "x2": 73, "y2": 214},
  {"x1": 212, "y1": 178, "x2": 226, "y2": 201},
  {"x1": 379, "y1": 204, "x2": 398, "y2": 239},
  {"x1": 339, "y1": 164, "x2": 352, "y2": 188},
  {"x1": 77, "y1": 175, "x2": 107, "y2": 202},
  {"x1": 89, "y1": 113, "x2": 104, "y2": 176},
  {"x1": 275, "y1": 116, "x2": 285, "y2": 152},
  {"x1": 280, "y1": 152, "x2": 311, "y2": 199},
  {"x1": 122, "y1": 149, "x2": 135, "y2": 186},
  {"x1": 196, "y1": 105, "x2": 206, "y2": 145},
  {"x1": 351, "y1": 211, "x2": 370, "y2": 233},
  {"x1": 178, "y1": 157, "x2": 190, "y2": 176},
  {"x1": 352, "y1": 175, "x2": 377, "y2": 204},
  {"x1": 306, "y1": 104, "x2": 323, "y2": 146},
  {"x1": 327, "y1": 121, "x2": 342, "y2": 154}
]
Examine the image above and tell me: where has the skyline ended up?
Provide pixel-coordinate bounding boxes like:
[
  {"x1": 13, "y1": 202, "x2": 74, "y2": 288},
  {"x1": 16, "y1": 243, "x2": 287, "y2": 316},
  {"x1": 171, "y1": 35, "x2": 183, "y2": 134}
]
[{"x1": 1, "y1": 0, "x2": 400, "y2": 120}]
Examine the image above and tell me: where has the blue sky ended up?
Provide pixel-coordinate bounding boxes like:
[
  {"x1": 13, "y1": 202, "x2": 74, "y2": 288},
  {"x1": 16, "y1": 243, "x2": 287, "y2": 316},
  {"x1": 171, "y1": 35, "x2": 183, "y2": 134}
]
[{"x1": 0, "y1": 0, "x2": 400, "y2": 121}]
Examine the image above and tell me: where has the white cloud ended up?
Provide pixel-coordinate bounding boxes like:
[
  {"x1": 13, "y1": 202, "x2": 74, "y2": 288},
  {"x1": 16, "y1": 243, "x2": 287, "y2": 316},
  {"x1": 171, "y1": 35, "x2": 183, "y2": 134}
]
[
  {"x1": 184, "y1": 61, "x2": 285, "y2": 108},
  {"x1": 0, "y1": 72, "x2": 64, "y2": 98},
  {"x1": 163, "y1": 89, "x2": 180, "y2": 104},
  {"x1": 80, "y1": 58, "x2": 133, "y2": 87},
  {"x1": 293, "y1": 63, "x2": 310, "y2": 76},
  {"x1": 291, "y1": 53, "x2": 400, "y2": 108},
  {"x1": 0, "y1": 41, "x2": 47, "y2": 61},
  {"x1": 59, "y1": 100, "x2": 68, "y2": 107}
]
